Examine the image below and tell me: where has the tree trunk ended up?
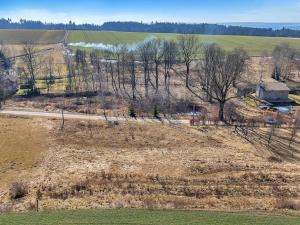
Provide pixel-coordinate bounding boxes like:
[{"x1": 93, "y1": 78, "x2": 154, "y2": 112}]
[
  {"x1": 218, "y1": 101, "x2": 225, "y2": 122},
  {"x1": 61, "y1": 109, "x2": 65, "y2": 130},
  {"x1": 186, "y1": 63, "x2": 190, "y2": 88},
  {"x1": 117, "y1": 61, "x2": 121, "y2": 89},
  {"x1": 155, "y1": 63, "x2": 159, "y2": 92},
  {"x1": 144, "y1": 66, "x2": 149, "y2": 98}
]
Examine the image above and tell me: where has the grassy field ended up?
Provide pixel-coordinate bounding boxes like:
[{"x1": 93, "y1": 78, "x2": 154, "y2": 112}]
[
  {"x1": 0, "y1": 117, "x2": 46, "y2": 186},
  {"x1": 0, "y1": 29, "x2": 65, "y2": 44},
  {"x1": 1, "y1": 29, "x2": 300, "y2": 55},
  {"x1": 0, "y1": 209, "x2": 299, "y2": 225},
  {"x1": 17, "y1": 78, "x2": 67, "y2": 95},
  {"x1": 0, "y1": 115, "x2": 299, "y2": 212},
  {"x1": 68, "y1": 30, "x2": 300, "y2": 55}
]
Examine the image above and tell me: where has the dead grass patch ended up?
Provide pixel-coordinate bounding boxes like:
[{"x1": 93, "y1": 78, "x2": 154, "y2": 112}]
[
  {"x1": 276, "y1": 199, "x2": 300, "y2": 210},
  {"x1": 0, "y1": 117, "x2": 48, "y2": 186}
]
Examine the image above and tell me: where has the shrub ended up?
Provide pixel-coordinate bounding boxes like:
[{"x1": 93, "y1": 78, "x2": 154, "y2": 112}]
[
  {"x1": 9, "y1": 181, "x2": 28, "y2": 200},
  {"x1": 276, "y1": 199, "x2": 300, "y2": 210},
  {"x1": 153, "y1": 105, "x2": 160, "y2": 119},
  {"x1": 100, "y1": 98, "x2": 114, "y2": 110},
  {"x1": 143, "y1": 198, "x2": 158, "y2": 209},
  {"x1": 0, "y1": 203, "x2": 13, "y2": 213},
  {"x1": 128, "y1": 105, "x2": 136, "y2": 118},
  {"x1": 114, "y1": 200, "x2": 125, "y2": 209},
  {"x1": 268, "y1": 156, "x2": 283, "y2": 163},
  {"x1": 26, "y1": 201, "x2": 37, "y2": 211}
]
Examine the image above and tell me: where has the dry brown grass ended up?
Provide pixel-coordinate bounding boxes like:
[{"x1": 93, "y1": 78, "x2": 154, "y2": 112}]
[
  {"x1": 0, "y1": 116, "x2": 47, "y2": 187},
  {"x1": 0, "y1": 117, "x2": 299, "y2": 212},
  {"x1": 276, "y1": 199, "x2": 300, "y2": 210}
]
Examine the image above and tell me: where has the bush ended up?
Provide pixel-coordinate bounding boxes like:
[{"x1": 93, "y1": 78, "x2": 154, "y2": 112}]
[
  {"x1": 100, "y1": 98, "x2": 114, "y2": 110},
  {"x1": 114, "y1": 200, "x2": 125, "y2": 209},
  {"x1": 276, "y1": 199, "x2": 300, "y2": 210},
  {"x1": 153, "y1": 105, "x2": 160, "y2": 119},
  {"x1": 0, "y1": 203, "x2": 13, "y2": 213},
  {"x1": 268, "y1": 156, "x2": 283, "y2": 163},
  {"x1": 9, "y1": 181, "x2": 28, "y2": 200},
  {"x1": 128, "y1": 105, "x2": 136, "y2": 118}
]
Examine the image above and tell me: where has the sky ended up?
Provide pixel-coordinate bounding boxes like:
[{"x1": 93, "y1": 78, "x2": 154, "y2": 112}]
[{"x1": 0, "y1": 0, "x2": 300, "y2": 24}]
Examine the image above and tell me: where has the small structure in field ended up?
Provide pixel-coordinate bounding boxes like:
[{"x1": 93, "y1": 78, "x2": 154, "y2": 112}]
[{"x1": 256, "y1": 79, "x2": 290, "y2": 103}]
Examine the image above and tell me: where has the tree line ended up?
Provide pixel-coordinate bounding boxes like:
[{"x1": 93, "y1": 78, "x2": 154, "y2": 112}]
[
  {"x1": 0, "y1": 18, "x2": 102, "y2": 31},
  {"x1": 102, "y1": 22, "x2": 300, "y2": 38},
  {"x1": 2, "y1": 18, "x2": 300, "y2": 37}
]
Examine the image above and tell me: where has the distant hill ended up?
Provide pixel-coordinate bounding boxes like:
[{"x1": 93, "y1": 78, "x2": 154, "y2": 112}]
[
  {"x1": 2, "y1": 18, "x2": 300, "y2": 38},
  {"x1": 100, "y1": 22, "x2": 300, "y2": 37},
  {"x1": 223, "y1": 23, "x2": 300, "y2": 31}
]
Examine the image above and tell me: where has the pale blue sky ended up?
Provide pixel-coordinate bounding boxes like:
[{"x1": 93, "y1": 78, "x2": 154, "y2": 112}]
[{"x1": 0, "y1": 0, "x2": 300, "y2": 24}]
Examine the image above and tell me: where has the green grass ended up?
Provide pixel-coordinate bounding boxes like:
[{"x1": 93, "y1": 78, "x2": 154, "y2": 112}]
[
  {"x1": 289, "y1": 94, "x2": 300, "y2": 105},
  {"x1": 244, "y1": 96, "x2": 259, "y2": 108},
  {"x1": 0, "y1": 209, "x2": 299, "y2": 225},
  {"x1": 1, "y1": 29, "x2": 299, "y2": 55},
  {"x1": 68, "y1": 30, "x2": 300, "y2": 56},
  {"x1": 17, "y1": 78, "x2": 67, "y2": 95}
]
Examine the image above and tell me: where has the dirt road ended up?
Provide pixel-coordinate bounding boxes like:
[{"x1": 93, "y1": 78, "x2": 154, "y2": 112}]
[{"x1": 0, "y1": 108, "x2": 190, "y2": 125}]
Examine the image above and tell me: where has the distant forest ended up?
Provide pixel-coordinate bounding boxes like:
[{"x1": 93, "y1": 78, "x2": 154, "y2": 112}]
[{"x1": 1, "y1": 18, "x2": 300, "y2": 37}]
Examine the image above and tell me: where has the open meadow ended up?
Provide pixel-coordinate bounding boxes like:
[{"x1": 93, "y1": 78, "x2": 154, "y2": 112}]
[
  {"x1": 0, "y1": 115, "x2": 299, "y2": 213},
  {"x1": 68, "y1": 30, "x2": 300, "y2": 55},
  {"x1": 1, "y1": 29, "x2": 300, "y2": 56}
]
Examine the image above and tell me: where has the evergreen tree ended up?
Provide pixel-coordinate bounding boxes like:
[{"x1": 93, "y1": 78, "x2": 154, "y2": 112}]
[
  {"x1": 153, "y1": 105, "x2": 160, "y2": 119},
  {"x1": 128, "y1": 105, "x2": 136, "y2": 118}
]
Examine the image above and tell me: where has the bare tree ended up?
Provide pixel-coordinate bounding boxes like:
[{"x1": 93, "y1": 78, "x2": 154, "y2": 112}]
[
  {"x1": 289, "y1": 112, "x2": 300, "y2": 151},
  {"x1": 21, "y1": 43, "x2": 40, "y2": 95},
  {"x1": 103, "y1": 50, "x2": 112, "y2": 91},
  {"x1": 65, "y1": 51, "x2": 77, "y2": 94},
  {"x1": 150, "y1": 39, "x2": 163, "y2": 92},
  {"x1": 0, "y1": 49, "x2": 10, "y2": 71},
  {"x1": 127, "y1": 51, "x2": 136, "y2": 100},
  {"x1": 90, "y1": 50, "x2": 103, "y2": 92},
  {"x1": 162, "y1": 40, "x2": 178, "y2": 96},
  {"x1": 0, "y1": 49, "x2": 10, "y2": 107},
  {"x1": 177, "y1": 35, "x2": 199, "y2": 88},
  {"x1": 119, "y1": 45, "x2": 129, "y2": 93},
  {"x1": 112, "y1": 45, "x2": 122, "y2": 90},
  {"x1": 138, "y1": 41, "x2": 153, "y2": 98},
  {"x1": 75, "y1": 49, "x2": 90, "y2": 92},
  {"x1": 272, "y1": 43, "x2": 296, "y2": 80},
  {"x1": 199, "y1": 44, "x2": 248, "y2": 121},
  {"x1": 44, "y1": 55, "x2": 55, "y2": 94},
  {"x1": 109, "y1": 62, "x2": 119, "y2": 95},
  {"x1": 201, "y1": 44, "x2": 222, "y2": 102}
]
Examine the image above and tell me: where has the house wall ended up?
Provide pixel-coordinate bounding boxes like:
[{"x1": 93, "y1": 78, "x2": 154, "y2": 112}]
[{"x1": 259, "y1": 89, "x2": 289, "y2": 102}]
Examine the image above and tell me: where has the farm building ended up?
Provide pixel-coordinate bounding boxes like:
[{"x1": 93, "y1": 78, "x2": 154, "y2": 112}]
[{"x1": 256, "y1": 79, "x2": 290, "y2": 103}]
